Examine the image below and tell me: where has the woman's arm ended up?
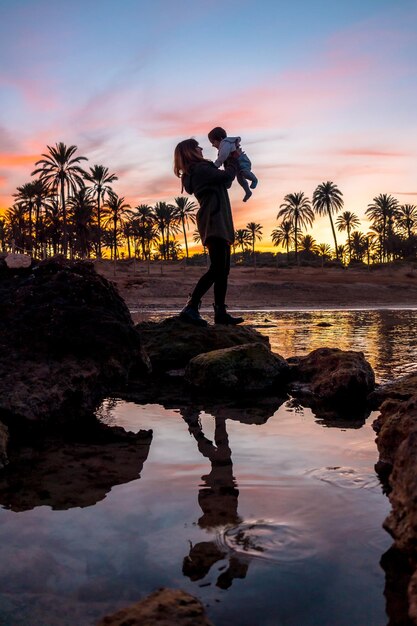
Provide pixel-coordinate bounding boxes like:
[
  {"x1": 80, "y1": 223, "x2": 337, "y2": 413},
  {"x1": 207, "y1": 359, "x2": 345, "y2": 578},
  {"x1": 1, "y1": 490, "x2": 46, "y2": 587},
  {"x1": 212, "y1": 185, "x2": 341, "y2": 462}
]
[{"x1": 194, "y1": 159, "x2": 238, "y2": 189}]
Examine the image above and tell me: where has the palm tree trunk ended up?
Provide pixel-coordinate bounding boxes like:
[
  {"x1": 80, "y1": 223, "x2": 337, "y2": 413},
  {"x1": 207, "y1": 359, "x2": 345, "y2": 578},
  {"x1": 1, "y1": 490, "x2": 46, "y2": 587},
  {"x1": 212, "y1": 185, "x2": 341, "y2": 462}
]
[
  {"x1": 327, "y1": 200, "x2": 338, "y2": 260},
  {"x1": 347, "y1": 224, "x2": 351, "y2": 263},
  {"x1": 295, "y1": 218, "x2": 299, "y2": 266},
  {"x1": 113, "y1": 217, "x2": 117, "y2": 260},
  {"x1": 61, "y1": 175, "x2": 68, "y2": 257},
  {"x1": 182, "y1": 217, "x2": 189, "y2": 259},
  {"x1": 97, "y1": 188, "x2": 102, "y2": 258}
]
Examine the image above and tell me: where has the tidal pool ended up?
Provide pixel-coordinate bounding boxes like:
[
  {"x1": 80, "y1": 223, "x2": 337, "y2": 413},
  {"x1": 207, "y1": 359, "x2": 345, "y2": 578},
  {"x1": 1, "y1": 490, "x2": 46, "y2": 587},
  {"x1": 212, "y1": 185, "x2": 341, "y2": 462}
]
[{"x1": 0, "y1": 309, "x2": 415, "y2": 625}]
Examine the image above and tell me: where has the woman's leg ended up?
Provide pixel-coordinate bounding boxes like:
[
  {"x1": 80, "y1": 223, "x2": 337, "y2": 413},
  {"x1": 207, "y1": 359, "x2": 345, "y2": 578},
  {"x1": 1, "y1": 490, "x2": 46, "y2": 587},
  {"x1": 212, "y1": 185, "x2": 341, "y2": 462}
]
[
  {"x1": 211, "y1": 239, "x2": 230, "y2": 307},
  {"x1": 211, "y1": 240, "x2": 243, "y2": 325}
]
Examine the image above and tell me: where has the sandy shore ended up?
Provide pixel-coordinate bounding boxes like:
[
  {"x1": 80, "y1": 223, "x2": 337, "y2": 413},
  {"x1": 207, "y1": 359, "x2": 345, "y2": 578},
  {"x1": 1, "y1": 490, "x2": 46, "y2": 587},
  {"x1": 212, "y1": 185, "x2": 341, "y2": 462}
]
[{"x1": 94, "y1": 259, "x2": 417, "y2": 314}]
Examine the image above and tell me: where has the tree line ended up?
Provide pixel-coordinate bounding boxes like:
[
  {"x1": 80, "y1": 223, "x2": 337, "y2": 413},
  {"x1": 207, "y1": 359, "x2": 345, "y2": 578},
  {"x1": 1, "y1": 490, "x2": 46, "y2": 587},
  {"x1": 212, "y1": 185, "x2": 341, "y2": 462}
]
[{"x1": 1, "y1": 142, "x2": 416, "y2": 266}]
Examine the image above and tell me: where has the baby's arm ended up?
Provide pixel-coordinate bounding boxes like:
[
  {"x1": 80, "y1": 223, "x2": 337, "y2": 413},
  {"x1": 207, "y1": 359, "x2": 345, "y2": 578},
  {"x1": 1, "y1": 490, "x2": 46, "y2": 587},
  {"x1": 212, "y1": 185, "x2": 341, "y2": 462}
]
[{"x1": 214, "y1": 141, "x2": 233, "y2": 168}]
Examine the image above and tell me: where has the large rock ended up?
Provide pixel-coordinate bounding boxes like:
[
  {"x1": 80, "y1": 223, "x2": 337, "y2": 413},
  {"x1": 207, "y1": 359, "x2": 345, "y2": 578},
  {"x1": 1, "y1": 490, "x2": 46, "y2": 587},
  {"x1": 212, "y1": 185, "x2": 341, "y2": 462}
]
[
  {"x1": 0, "y1": 258, "x2": 149, "y2": 423},
  {"x1": 0, "y1": 422, "x2": 8, "y2": 468},
  {"x1": 383, "y1": 429, "x2": 417, "y2": 554},
  {"x1": 372, "y1": 386, "x2": 417, "y2": 624},
  {"x1": 4, "y1": 253, "x2": 31, "y2": 268},
  {"x1": 369, "y1": 371, "x2": 417, "y2": 409},
  {"x1": 0, "y1": 421, "x2": 152, "y2": 511},
  {"x1": 185, "y1": 342, "x2": 288, "y2": 392},
  {"x1": 373, "y1": 395, "x2": 417, "y2": 467},
  {"x1": 97, "y1": 588, "x2": 214, "y2": 626},
  {"x1": 289, "y1": 347, "x2": 375, "y2": 404},
  {"x1": 136, "y1": 316, "x2": 269, "y2": 372}
]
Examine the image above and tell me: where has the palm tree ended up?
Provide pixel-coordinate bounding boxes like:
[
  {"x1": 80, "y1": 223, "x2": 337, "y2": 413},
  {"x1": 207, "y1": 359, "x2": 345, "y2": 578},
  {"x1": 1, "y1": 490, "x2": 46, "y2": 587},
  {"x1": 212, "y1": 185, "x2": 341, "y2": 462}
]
[
  {"x1": 278, "y1": 192, "x2": 314, "y2": 265},
  {"x1": 13, "y1": 181, "x2": 37, "y2": 252},
  {"x1": 132, "y1": 204, "x2": 153, "y2": 259},
  {"x1": 31, "y1": 178, "x2": 51, "y2": 258},
  {"x1": 336, "y1": 211, "x2": 360, "y2": 263},
  {"x1": 6, "y1": 204, "x2": 28, "y2": 253},
  {"x1": 152, "y1": 202, "x2": 169, "y2": 259},
  {"x1": 173, "y1": 196, "x2": 197, "y2": 260},
  {"x1": 366, "y1": 194, "x2": 399, "y2": 262},
  {"x1": 397, "y1": 204, "x2": 417, "y2": 240},
  {"x1": 271, "y1": 220, "x2": 294, "y2": 263},
  {"x1": 299, "y1": 234, "x2": 318, "y2": 257},
  {"x1": 0, "y1": 218, "x2": 6, "y2": 252},
  {"x1": 313, "y1": 181, "x2": 343, "y2": 260},
  {"x1": 32, "y1": 142, "x2": 88, "y2": 256},
  {"x1": 235, "y1": 228, "x2": 251, "y2": 254},
  {"x1": 246, "y1": 222, "x2": 263, "y2": 261},
  {"x1": 67, "y1": 188, "x2": 95, "y2": 258},
  {"x1": 103, "y1": 193, "x2": 131, "y2": 260},
  {"x1": 84, "y1": 165, "x2": 118, "y2": 258},
  {"x1": 317, "y1": 243, "x2": 332, "y2": 267},
  {"x1": 350, "y1": 231, "x2": 366, "y2": 262}
]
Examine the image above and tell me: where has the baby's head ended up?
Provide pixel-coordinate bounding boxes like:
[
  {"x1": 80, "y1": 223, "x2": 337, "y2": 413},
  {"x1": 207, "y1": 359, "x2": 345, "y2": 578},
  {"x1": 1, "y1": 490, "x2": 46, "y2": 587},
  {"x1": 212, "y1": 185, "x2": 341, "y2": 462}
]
[{"x1": 208, "y1": 126, "x2": 227, "y2": 149}]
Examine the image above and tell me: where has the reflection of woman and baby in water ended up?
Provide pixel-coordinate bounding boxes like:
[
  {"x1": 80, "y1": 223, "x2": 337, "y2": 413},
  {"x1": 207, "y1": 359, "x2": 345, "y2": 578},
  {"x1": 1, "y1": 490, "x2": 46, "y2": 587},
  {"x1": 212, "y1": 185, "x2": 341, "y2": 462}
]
[
  {"x1": 174, "y1": 126, "x2": 258, "y2": 328},
  {"x1": 180, "y1": 409, "x2": 250, "y2": 589}
]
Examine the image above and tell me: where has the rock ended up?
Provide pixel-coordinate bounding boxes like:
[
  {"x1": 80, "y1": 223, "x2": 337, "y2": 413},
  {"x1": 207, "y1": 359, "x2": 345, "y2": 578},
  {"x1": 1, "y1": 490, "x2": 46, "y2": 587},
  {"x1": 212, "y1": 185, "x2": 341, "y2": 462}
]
[
  {"x1": 0, "y1": 421, "x2": 152, "y2": 511},
  {"x1": 409, "y1": 570, "x2": 417, "y2": 624},
  {"x1": 0, "y1": 258, "x2": 149, "y2": 423},
  {"x1": 185, "y1": 342, "x2": 288, "y2": 392},
  {"x1": 4, "y1": 253, "x2": 32, "y2": 269},
  {"x1": 380, "y1": 546, "x2": 414, "y2": 626},
  {"x1": 290, "y1": 347, "x2": 375, "y2": 404},
  {"x1": 0, "y1": 422, "x2": 8, "y2": 468},
  {"x1": 383, "y1": 430, "x2": 417, "y2": 556},
  {"x1": 373, "y1": 395, "x2": 417, "y2": 466},
  {"x1": 372, "y1": 389, "x2": 417, "y2": 623},
  {"x1": 368, "y1": 371, "x2": 417, "y2": 409},
  {"x1": 97, "y1": 588, "x2": 214, "y2": 626},
  {"x1": 136, "y1": 316, "x2": 269, "y2": 372}
]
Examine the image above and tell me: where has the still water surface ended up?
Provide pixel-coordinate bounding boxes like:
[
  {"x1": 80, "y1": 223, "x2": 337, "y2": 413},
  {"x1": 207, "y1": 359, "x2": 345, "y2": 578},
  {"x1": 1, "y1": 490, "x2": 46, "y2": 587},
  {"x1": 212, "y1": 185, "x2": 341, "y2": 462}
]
[{"x1": 0, "y1": 309, "x2": 416, "y2": 625}]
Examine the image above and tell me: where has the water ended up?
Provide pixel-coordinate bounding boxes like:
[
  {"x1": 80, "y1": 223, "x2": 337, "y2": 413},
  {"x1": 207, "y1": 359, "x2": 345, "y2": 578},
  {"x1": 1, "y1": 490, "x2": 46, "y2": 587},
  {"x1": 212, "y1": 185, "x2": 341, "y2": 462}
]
[{"x1": 0, "y1": 309, "x2": 415, "y2": 625}]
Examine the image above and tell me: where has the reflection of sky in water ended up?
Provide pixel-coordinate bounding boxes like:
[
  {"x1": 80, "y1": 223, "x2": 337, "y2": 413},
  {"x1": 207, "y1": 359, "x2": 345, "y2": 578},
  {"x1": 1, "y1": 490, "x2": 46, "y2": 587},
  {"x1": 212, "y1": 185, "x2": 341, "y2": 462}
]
[
  {"x1": 0, "y1": 399, "x2": 391, "y2": 626},
  {"x1": 135, "y1": 308, "x2": 417, "y2": 383}
]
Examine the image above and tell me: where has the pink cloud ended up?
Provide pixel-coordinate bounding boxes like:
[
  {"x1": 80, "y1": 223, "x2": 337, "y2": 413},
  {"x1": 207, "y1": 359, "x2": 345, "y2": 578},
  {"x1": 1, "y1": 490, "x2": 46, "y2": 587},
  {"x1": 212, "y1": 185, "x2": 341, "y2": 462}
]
[
  {"x1": 138, "y1": 51, "x2": 372, "y2": 140},
  {"x1": 337, "y1": 148, "x2": 409, "y2": 158}
]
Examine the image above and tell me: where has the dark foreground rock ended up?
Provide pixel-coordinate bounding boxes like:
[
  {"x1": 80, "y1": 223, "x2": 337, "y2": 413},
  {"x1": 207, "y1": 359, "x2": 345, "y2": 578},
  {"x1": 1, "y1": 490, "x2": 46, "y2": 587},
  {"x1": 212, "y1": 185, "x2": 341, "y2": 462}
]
[
  {"x1": 136, "y1": 316, "x2": 269, "y2": 372},
  {"x1": 0, "y1": 422, "x2": 8, "y2": 469},
  {"x1": 369, "y1": 371, "x2": 417, "y2": 409},
  {"x1": 0, "y1": 258, "x2": 149, "y2": 426},
  {"x1": 185, "y1": 342, "x2": 288, "y2": 392},
  {"x1": 289, "y1": 347, "x2": 375, "y2": 404},
  {"x1": 97, "y1": 588, "x2": 214, "y2": 626},
  {"x1": 0, "y1": 420, "x2": 152, "y2": 511},
  {"x1": 373, "y1": 375, "x2": 417, "y2": 624}
]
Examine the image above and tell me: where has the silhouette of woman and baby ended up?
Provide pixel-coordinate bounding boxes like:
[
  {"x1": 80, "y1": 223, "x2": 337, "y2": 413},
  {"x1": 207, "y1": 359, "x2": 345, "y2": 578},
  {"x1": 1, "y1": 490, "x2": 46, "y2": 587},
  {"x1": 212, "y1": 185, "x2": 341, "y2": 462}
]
[{"x1": 174, "y1": 127, "x2": 258, "y2": 328}]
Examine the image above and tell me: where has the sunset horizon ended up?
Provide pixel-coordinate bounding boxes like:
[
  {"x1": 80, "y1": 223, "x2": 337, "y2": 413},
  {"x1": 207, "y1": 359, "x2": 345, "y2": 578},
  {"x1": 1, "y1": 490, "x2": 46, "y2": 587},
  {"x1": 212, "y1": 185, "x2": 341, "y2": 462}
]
[{"x1": 1, "y1": 0, "x2": 416, "y2": 252}]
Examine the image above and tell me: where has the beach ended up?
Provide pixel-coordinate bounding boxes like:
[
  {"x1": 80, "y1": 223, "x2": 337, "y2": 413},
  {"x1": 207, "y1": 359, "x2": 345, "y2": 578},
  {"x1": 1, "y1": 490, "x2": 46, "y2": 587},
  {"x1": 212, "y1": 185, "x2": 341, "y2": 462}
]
[{"x1": 94, "y1": 260, "x2": 417, "y2": 314}]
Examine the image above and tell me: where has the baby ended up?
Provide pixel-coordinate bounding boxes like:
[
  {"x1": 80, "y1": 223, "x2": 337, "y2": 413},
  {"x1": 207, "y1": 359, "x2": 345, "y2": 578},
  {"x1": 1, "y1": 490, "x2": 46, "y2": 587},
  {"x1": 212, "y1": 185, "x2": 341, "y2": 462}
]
[{"x1": 208, "y1": 126, "x2": 258, "y2": 202}]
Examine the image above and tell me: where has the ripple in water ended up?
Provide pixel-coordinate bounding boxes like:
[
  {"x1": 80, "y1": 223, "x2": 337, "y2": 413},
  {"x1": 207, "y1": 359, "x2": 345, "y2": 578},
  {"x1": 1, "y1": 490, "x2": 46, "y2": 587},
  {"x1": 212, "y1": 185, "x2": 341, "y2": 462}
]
[
  {"x1": 306, "y1": 466, "x2": 380, "y2": 490},
  {"x1": 219, "y1": 520, "x2": 318, "y2": 562}
]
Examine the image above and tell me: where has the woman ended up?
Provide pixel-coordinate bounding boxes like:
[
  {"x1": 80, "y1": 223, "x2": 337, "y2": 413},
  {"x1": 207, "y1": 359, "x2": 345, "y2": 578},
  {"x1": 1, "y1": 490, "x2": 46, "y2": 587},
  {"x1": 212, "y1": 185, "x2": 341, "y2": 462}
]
[{"x1": 173, "y1": 138, "x2": 244, "y2": 326}]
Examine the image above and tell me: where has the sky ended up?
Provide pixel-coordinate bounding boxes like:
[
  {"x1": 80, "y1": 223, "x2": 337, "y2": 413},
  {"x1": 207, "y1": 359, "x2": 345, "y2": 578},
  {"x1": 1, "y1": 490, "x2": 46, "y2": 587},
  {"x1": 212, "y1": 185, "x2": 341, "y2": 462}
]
[{"x1": 1, "y1": 0, "x2": 416, "y2": 251}]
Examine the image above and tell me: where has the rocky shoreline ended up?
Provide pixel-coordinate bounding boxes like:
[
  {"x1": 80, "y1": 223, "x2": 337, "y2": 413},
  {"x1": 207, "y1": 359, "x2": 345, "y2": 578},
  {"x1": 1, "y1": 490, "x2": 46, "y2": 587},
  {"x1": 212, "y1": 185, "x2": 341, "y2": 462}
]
[{"x1": 1, "y1": 257, "x2": 417, "y2": 624}]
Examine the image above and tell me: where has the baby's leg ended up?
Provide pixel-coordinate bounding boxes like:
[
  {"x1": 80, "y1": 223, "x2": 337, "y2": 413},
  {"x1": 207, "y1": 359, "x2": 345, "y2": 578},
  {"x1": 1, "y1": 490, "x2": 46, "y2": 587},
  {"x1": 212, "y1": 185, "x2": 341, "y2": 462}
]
[
  {"x1": 241, "y1": 169, "x2": 258, "y2": 189},
  {"x1": 237, "y1": 170, "x2": 252, "y2": 202}
]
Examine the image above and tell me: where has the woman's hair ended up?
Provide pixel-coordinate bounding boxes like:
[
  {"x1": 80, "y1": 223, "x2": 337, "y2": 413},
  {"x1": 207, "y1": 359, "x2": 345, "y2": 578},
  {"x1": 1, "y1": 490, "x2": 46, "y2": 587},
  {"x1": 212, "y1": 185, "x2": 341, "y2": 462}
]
[{"x1": 173, "y1": 138, "x2": 206, "y2": 178}]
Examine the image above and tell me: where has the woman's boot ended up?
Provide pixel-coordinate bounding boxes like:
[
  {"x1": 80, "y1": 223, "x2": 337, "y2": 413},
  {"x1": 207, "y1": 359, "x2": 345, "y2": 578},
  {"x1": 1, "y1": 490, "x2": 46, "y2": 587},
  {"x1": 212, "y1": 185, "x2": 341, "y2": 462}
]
[
  {"x1": 180, "y1": 296, "x2": 208, "y2": 327},
  {"x1": 213, "y1": 304, "x2": 244, "y2": 325}
]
